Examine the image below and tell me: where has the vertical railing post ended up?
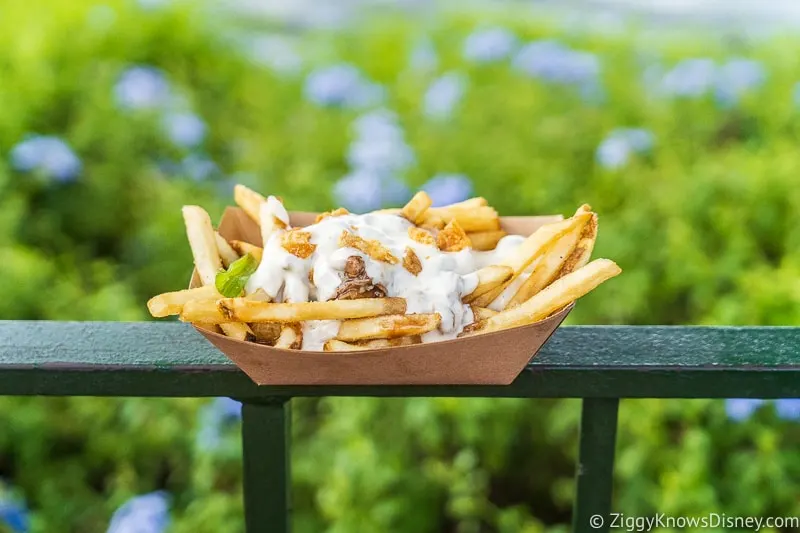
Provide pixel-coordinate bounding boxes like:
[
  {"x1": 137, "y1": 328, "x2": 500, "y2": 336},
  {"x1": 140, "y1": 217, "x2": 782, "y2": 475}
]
[
  {"x1": 572, "y1": 397, "x2": 619, "y2": 533},
  {"x1": 241, "y1": 398, "x2": 291, "y2": 533}
]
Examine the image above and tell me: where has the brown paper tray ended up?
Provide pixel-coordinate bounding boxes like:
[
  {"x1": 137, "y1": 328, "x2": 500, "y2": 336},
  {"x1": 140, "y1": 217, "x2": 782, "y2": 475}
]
[{"x1": 191, "y1": 207, "x2": 573, "y2": 386}]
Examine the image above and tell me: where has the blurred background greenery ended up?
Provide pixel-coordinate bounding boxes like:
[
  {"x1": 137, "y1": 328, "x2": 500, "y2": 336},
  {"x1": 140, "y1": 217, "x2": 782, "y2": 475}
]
[{"x1": 1, "y1": 0, "x2": 799, "y2": 531}]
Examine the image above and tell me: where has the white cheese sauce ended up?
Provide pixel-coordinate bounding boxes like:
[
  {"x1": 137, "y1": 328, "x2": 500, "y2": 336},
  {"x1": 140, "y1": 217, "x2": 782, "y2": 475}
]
[{"x1": 245, "y1": 201, "x2": 526, "y2": 350}]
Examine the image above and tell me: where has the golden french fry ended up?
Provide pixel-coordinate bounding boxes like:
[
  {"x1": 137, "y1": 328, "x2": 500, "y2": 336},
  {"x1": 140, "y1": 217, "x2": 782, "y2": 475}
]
[
  {"x1": 340, "y1": 231, "x2": 398, "y2": 264},
  {"x1": 461, "y1": 259, "x2": 621, "y2": 337},
  {"x1": 246, "y1": 289, "x2": 271, "y2": 302},
  {"x1": 506, "y1": 211, "x2": 593, "y2": 309},
  {"x1": 215, "y1": 232, "x2": 240, "y2": 267},
  {"x1": 420, "y1": 214, "x2": 446, "y2": 230},
  {"x1": 424, "y1": 205, "x2": 500, "y2": 232},
  {"x1": 470, "y1": 306, "x2": 497, "y2": 322},
  {"x1": 182, "y1": 206, "x2": 222, "y2": 286},
  {"x1": 336, "y1": 313, "x2": 441, "y2": 341},
  {"x1": 468, "y1": 212, "x2": 593, "y2": 307},
  {"x1": 462, "y1": 265, "x2": 514, "y2": 302},
  {"x1": 217, "y1": 297, "x2": 407, "y2": 323},
  {"x1": 251, "y1": 322, "x2": 282, "y2": 344},
  {"x1": 234, "y1": 184, "x2": 267, "y2": 224},
  {"x1": 437, "y1": 220, "x2": 472, "y2": 252},
  {"x1": 219, "y1": 322, "x2": 257, "y2": 342},
  {"x1": 401, "y1": 191, "x2": 433, "y2": 225},
  {"x1": 444, "y1": 197, "x2": 488, "y2": 209},
  {"x1": 274, "y1": 323, "x2": 302, "y2": 349},
  {"x1": 554, "y1": 212, "x2": 598, "y2": 279},
  {"x1": 180, "y1": 299, "x2": 231, "y2": 323},
  {"x1": 467, "y1": 230, "x2": 507, "y2": 251},
  {"x1": 147, "y1": 285, "x2": 220, "y2": 317},
  {"x1": 230, "y1": 240, "x2": 263, "y2": 263},
  {"x1": 323, "y1": 336, "x2": 421, "y2": 352}
]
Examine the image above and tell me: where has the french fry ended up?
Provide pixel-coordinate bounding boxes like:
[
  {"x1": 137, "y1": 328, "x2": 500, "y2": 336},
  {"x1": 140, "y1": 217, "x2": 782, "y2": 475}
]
[
  {"x1": 467, "y1": 230, "x2": 507, "y2": 251},
  {"x1": 437, "y1": 220, "x2": 472, "y2": 252},
  {"x1": 470, "y1": 306, "x2": 498, "y2": 322},
  {"x1": 323, "y1": 336, "x2": 421, "y2": 352},
  {"x1": 420, "y1": 214, "x2": 446, "y2": 230},
  {"x1": 336, "y1": 313, "x2": 441, "y2": 341},
  {"x1": 215, "y1": 232, "x2": 240, "y2": 267},
  {"x1": 182, "y1": 206, "x2": 222, "y2": 285},
  {"x1": 147, "y1": 285, "x2": 220, "y2": 317},
  {"x1": 423, "y1": 205, "x2": 500, "y2": 232},
  {"x1": 230, "y1": 240, "x2": 263, "y2": 263},
  {"x1": 462, "y1": 265, "x2": 514, "y2": 302},
  {"x1": 246, "y1": 289, "x2": 271, "y2": 301},
  {"x1": 180, "y1": 299, "x2": 231, "y2": 323},
  {"x1": 217, "y1": 297, "x2": 407, "y2": 323},
  {"x1": 444, "y1": 197, "x2": 488, "y2": 209},
  {"x1": 554, "y1": 212, "x2": 598, "y2": 279},
  {"x1": 340, "y1": 231, "x2": 398, "y2": 264},
  {"x1": 219, "y1": 323, "x2": 257, "y2": 342},
  {"x1": 506, "y1": 210, "x2": 592, "y2": 309},
  {"x1": 401, "y1": 191, "x2": 433, "y2": 224},
  {"x1": 467, "y1": 212, "x2": 593, "y2": 307},
  {"x1": 234, "y1": 184, "x2": 267, "y2": 224},
  {"x1": 460, "y1": 259, "x2": 621, "y2": 337},
  {"x1": 274, "y1": 323, "x2": 302, "y2": 349},
  {"x1": 251, "y1": 322, "x2": 282, "y2": 345}
]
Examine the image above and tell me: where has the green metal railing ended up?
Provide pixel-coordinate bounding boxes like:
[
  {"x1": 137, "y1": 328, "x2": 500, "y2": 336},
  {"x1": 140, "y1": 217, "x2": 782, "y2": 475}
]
[{"x1": 1, "y1": 322, "x2": 798, "y2": 532}]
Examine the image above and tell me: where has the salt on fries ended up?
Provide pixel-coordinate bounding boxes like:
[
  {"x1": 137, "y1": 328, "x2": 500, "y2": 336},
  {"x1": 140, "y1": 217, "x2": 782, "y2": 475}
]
[{"x1": 148, "y1": 186, "x2": 620, "y2": 351}]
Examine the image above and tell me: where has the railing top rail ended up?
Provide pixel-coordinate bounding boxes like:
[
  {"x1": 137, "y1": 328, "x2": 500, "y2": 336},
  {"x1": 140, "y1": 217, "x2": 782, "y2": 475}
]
[{"x1": 0, "y1": 322, "x2": 798, "y2": 399}]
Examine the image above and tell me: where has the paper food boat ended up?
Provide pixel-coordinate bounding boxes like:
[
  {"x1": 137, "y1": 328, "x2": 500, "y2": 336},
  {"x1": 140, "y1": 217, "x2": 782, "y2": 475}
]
[{"x1": 191, "y1": 208, "x2": 574, "y2": 386}]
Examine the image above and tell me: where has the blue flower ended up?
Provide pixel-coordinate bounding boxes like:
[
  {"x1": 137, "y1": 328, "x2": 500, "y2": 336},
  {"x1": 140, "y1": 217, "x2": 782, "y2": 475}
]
[
  {"x1": 409, "y1": 37, "x2": 439, "y2": 73},
  {"x1": 661, "y1": 58, "x2": 717, "y2": 98},
  {"x1": 423, "y1": 72, "x2": 468, "y2": 121},
  {"x1": 351, "y1": 109, "x2": 405, "y2": 143},
  {"x1": 304, "y1": 64, "x2": 384, "y2": 109},
  {"x1": 462, "y1": 27, "x2": 518, "y2": 63},
  {"x1": 107, "y1": 492, "x2": 170, "y2": 533},
  {"x1": 196, "y1": 398, "x2": 242, "y2": 451},
  {"x1": 180, "y1": 154, "x2": 219, "y2": 181},
  {"x1": 163, "y1": 112, "x2": 206, "y2": 148},
  {"x1": 333, "y1": 171, "x2": 410, "y2": 213},
  {"x1": 725, "y1": 399, "x2": 765, "y2": 422},
  {"x1": 346, "y1": 139, "x2": 415, "y2": 174},
  {"x1": 248, "y1": 36, "x2": 303, "y2": 76},
  {"x1": 774, "y1": 399, "x2": 800, "y2": 421},
  {"x1": 0, "y1": 485, "x2": 29, "y2": 533},
  {"x1": 512, "y1": 41, "x2": 600, "y2": 87},
  {"x1": 421, "y1": 174, "x2": 473, "y2": 207},
  {"x1": 114, "y1": 66, "x2": 171, "y2": 111},
  {"x1": 10, "y1": 135, "x2": 82, "y2": 182},
  {"x1": 595, "y1": 128, "x2": 654, "y2": 170},
  {"x1": 715, "y1": 58, "x2": 766, "y2": 106}
]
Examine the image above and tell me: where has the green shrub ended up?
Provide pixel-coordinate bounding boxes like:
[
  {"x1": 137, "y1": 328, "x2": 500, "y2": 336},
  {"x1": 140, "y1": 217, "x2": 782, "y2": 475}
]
[{"x1": 0, "y1": 1, "x2": 798, "y2": 532}]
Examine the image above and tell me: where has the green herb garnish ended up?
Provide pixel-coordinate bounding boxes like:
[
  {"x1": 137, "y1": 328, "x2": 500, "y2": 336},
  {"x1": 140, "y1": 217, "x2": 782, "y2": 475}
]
[{"x1": 215, "y1": 253, "x2": 258, "y2": 297}]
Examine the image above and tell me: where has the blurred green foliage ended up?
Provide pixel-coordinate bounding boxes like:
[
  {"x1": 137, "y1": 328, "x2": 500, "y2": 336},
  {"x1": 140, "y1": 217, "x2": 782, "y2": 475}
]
[{"x1": 0, "y1": 1, "x2": 798, "y2": 532}]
